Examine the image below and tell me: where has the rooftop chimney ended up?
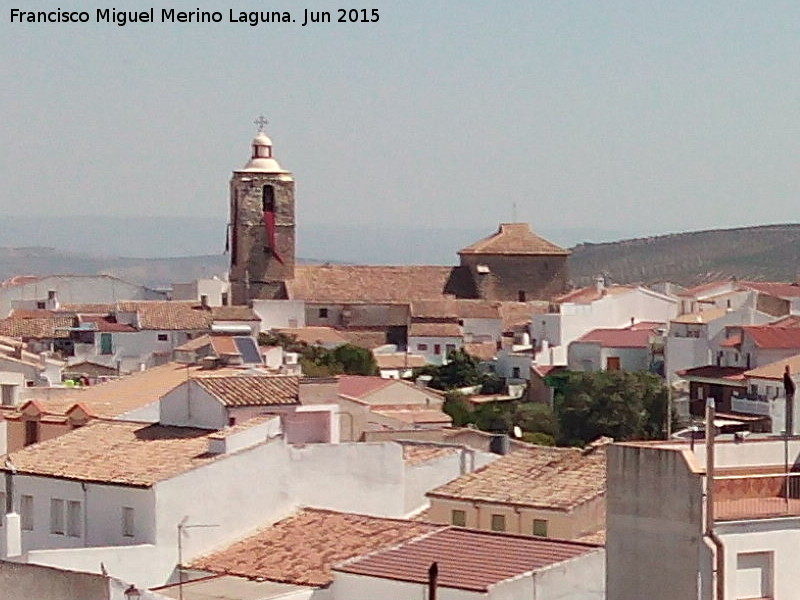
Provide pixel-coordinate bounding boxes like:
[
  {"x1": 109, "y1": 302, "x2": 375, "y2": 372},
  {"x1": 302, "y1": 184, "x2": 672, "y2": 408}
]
[{"x1": 594, "y1": 275, "x2": 605, "y2": 294}]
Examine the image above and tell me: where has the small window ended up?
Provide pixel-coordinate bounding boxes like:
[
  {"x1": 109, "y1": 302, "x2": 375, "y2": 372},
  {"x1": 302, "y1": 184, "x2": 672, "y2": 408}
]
[
  {"x1": 157, "y1": 334, "x2": 168, "y2": 342},
  {"x1": 21, "y1": 495, "x2": 34, "y2": 531},
  {"x1": 434, "y1": 344, "x2": 442, "y2": 355},
  {"x1": 24, "y1": 420, "x2": 39, "y2": 446},
  {"x1": 262, "y1": 185, "x2": 275, "y2": 212},
  {"x1": 518, "y1": 291, "x2": 526, "y2": 302},
  {"x1": 512, "y1": 367, "x2": 521, "y2": 379},
  {"x1": 221, "y1": 292, "x2": 229, "y2": 306},
  {"x1": 490, "y1": 514, "x2": 506, "y2": 532},
  {"x1": 417, "y1": 344, "x2": 428, "y2": 351},
  {"x1": 67, "y1": 501, "x2": 81, "y2": 537},
  {"x1": 122, "y1": 506, "x2": 135, "y2": 538},
  {"x1": 533, "y1": 519, "x2": 548, "y2": 537},
  {"x1": 100, "y1": 333, "x2": 113, "y2": 355},
  {"x1": 50, "y1": 499, "x2": 65, "y2": 535},
  {"x1": 451, "y1": 509, "x2": 466, "y2": 527},
  {"x1": 318, "y1": 308, "x2": 329, "y2": 319},
  {"x1": 36, "y1": 301, "x2": 46, "y2": 309}
]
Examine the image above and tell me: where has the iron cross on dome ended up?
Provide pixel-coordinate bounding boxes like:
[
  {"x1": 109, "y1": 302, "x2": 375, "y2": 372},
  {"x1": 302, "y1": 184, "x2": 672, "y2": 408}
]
[{"x1": 254, "y1": 115, "x2": 269, "y2": 132}]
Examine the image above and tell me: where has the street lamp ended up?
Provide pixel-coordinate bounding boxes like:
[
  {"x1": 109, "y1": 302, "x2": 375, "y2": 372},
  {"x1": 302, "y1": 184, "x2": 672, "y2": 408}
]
[{"x1": 124, "y1": 584, "x2": 141, "y2": 600}]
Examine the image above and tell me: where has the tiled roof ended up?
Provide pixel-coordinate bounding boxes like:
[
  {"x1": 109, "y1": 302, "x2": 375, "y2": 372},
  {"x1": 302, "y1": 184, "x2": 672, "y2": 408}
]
[
  {"x1": 60, "y1": 303, "x2": 115, "y2": 314},
  {"x1": 498, "y1": 301, "x2": 548, "y2": 330},
  {"x1": 210, "y1": 306, "x2": 260, "y2": 321},
  {"x1": 194, "y1": 375, "x2": 300, "y2": 407},
  {"x1": 574, "y1": 323, "x2": 663, "y2": 349},
  {"x1": 740, "y1": 281, "x2": 800, "y2": 299},
  {"x1": 677, "y1": 280, "x2": 738, "y2": 298},
  {"x1": 334, "y1": 528, "x2": 598, "y2": 591},
  {"x1": 275, "y1": 326, "x2": 348, "y2": 346},
  {"x1": 374, "y1": 353, "x2": 427, "y2": 369},
  {"x1": 744, "y1": 353, "x2": 800, "y2": 381},
  {"x1": 78, "y1": 315, "x2": 137, "y2": 333},
  {"x1": 458, "y1": 223, "x2": 569, "y2": 256},
  {"x1": 463, "y1": 341, "x2": 498, "y2": 362},
  {"x1": 771, "y1": 315, "x2": 800, "y2": 328},
  {"x1": 24, "y1": 362, "x2": 256, "y2": 417},
  {"x1": 743, "y1": 326, "x2": 800, "y2": 349},
  {"x1": 676, "y1": 365, "x2": 747, "y2": 381},
  {"x1": 427, "y1": 445, "x2": 606, "y2": 511},
  {"x1": 338, "y1": 375, "x2": 394, "y2": 399},
  {"x1": 401, "y1": 444, "x2": 459, "y2": 466},
  {"x1": 286, "y1": 265, "x2": 474, "y2": 303},
  {"x1": 554, "y1": 285, "x2": 635, "y2": 305},
  {"x1": 1, "y1": 420, "x2": 223, "y2": 486},
  {"x1": 0, "y1": 316, "x2": 74, "y2": 339},
  {"x1": 410, "y1": 299, "x2": 502, "y2": 320},
  {"x1": 719, "y1": 334, "x2": 743, "y2": 348},
  {"x1": 189, "y1": 508, "x2": 443, "y2": 586},
  {"x1": 409, "y1": 322, "x2": 462, "y2": 337},
  {"x1": 116, "y1": 301, "x2": 212, "y2": 330}
]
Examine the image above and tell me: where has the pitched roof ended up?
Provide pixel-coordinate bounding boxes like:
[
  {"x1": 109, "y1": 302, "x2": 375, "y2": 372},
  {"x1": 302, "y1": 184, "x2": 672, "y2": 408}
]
[
  {"x1": 676, "y1": 365, "x2": 747, "y2": 382},
  {"x1": 410, "y1": 299, "x2": 502, "y2": 320},
  {"x1": 334, "y1": 528, "x2": 598, "y2": 591},
  {"x1": 194, "y1": 375, "x2": 300, "y2": 407},
  {"x1": 0, "y1": 316, "x2": 74, "y2": 339},
  {"x1": 458, "y1": 223, "x2": 569, "y2": 256},
  {"x1": 374, "y1": 353, "x2": 427, "y2": 369},
  {"x1": 275, "y1": 326, "x2": 348, "y2": 346},
  {"x1": 78, "y1": 315, "x2": 137, "y2": 333},
  {"x1": 286, "y1": 265, "x2": 474, "y2": 303},
  {"x1": 338, "y1": 375, "x2": 394, "y2": 399},
  {"x1": 463, "y1": 341, "x2": 498, "y2": 362},
  {"x1": 189, "y1": 508, "x2": 443, "y2": 586},
  {"x1": 209, "y1": 305, "x2": 260, "y2": 321},
  {"x1": 409, "y1": 322, "x2": 462, "y2": 337},
  {"x1": 672, "y1": 307, "x2": 728, "y2": 324},
  {"x1": 427, "y1": 445, "x2": 606, "y2": 511},
  {"x1": 372, "y1": 407, "x2": 452, "y2": 425},
  {"x1": 554, "y1": 285, "x2": 635, "y2": 305},
  {"x1": 743, "y1": 326, "x2": 800, "y2": 349},
  {"x1": 740, "y1": 281, "x2": 800, "y2": 299},
  {"x1": 1, "y1": 420, "x2": 224, "y2": 486},
  {"x1": 401, "y1": 444, "x2": 460, "y2": 466},
  {"x1": 574, "y1": 323, "x2": 663, "y2": 349},
  {"x1": 744, "y1": 353, "x2": 800, "y2": 381},
  {"x1": 116, "y1": 301, "x2": 212, "y2": 330}
]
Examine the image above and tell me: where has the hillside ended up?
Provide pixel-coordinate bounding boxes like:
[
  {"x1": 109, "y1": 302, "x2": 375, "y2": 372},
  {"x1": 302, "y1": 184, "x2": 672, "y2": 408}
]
[{"x1": 568, "y1": 224, "x2": 800, "y2": 287}]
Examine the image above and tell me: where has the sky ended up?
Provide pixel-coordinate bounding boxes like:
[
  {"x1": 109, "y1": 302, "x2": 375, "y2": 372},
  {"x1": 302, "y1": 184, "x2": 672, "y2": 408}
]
[{"x1": 3, "y1": 1, "x2": 800, "y2": 259}]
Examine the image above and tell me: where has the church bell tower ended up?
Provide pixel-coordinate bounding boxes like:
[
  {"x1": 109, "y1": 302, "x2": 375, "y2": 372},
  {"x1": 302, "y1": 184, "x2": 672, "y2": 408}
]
[{"x1": 228, "y1": 118, "x2": 295, "y2": 304}]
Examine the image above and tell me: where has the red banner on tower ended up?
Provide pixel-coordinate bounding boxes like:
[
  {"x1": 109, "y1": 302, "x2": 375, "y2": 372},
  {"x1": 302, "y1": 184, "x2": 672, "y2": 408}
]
[{"x1": 263, "y1": 211, "x2": 284, "y2": 264}]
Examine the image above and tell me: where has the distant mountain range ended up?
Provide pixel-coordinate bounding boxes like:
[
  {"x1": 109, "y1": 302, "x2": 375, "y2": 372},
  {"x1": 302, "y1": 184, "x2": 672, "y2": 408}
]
[{"x1": 0, "y1": 222, "x2": 798, "y2": 289}]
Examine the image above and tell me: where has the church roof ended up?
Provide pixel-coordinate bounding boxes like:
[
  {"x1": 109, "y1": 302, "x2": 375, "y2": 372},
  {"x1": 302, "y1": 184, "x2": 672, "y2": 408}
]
[
  {"x1": 458, "y1": 223, "x2": 569, "y2": 256},
  {"x1": 286, "y1": 265, "x2": 476, "y2": 303}
]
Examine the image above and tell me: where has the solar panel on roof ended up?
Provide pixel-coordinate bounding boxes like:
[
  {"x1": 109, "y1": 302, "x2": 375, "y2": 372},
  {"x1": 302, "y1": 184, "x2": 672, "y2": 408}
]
[{"x1": 234, "y1": 337, "x2": 263, "y2": 364}]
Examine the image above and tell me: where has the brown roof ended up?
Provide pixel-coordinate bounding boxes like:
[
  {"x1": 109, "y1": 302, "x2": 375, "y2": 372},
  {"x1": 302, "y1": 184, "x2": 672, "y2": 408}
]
[
  {"x1": 676, "y1": 365, "x2": 747, "y2": 382},
  {"x1": 1, "y1": 420, "x2": 223, "y2": 486},
  {"x1": 740, "y1": 281, "x2": 800, "y2": 299},
  {"x1": 209, "y1": 306, "x2": 260, "y2": 321},
  {"x1": 411, "y1": 299, "x2": 502, "y2": 320},
  {"x1": 338, "y1": 375, "x2": 394, "y2": 399},
  {"x1": 401, "y1": 444, "x2": 460, "y2": 466},
  {"x1": 0, "y1": 316, "x2": 74, "y2": 339},
  {"x1": 374, "y1": 353, "x2": 427, "y2": 369},
  {"x1": 458, "y1": 223, "x2": 568, "y2": 256},
  {"x1": 372, "y1": 407, "x2": 452, "y2": 425},
  {"x1": 574, "y1": 323, "x2": 663, "y2": 349},
  {"x1": 671, "y1": 307, "x2": 728, "y2": 324},
  {"x1": 275, "y1": 326, "x2": 348, "y2": 346},
  {"x1": 744, "y1": 353, "x2": 800, "y2": 381},
  {"x1": 555, "y1": 285, "x2": 635, "y2": 305},
  {"x1": 743, "y1": 326, "x2": 800, "y2": 349},
  {"x1": 189, "y1": 508, "x2": 443, "y2": 586},
  {"x1": 409, "y1": 322, "x2": 462, "y2": 337},
  {"x1": 116, "y1": 301, "x2": 212, "y2": 330},
  {"x1": 427, "y1": 445, "x2": 606, "y2": 511},
  {"x1": 78, "y1": 315, "x2": 137, "y2": 333},
  {"x1": 286, "y1": 265, "x2": 474, "y2": 303},
  {"x1": 334, "y1": 528, "x2": 598, "y2": 591},
  {"x1": 195, "y1": 376, "x2": 300, "y2": 407},
  {"x1": 464, "y1": 341, "x2": 498, "y2": 361}
]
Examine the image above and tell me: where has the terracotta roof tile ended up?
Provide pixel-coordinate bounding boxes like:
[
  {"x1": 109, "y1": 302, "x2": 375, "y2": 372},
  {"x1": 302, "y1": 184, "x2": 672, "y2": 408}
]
[
  {"x1": 411, "y1": 299, "x2": 502, "y2": 320},
  {"x1": 338, "y1": 375, "x2": 394, "y2": 400},
  {"x1": 1, "y1": 420, "x2": 223, "y2": 486},
  {"x1": 672, "y1": 307, "x2": 728, "y2": 324},
  {"x1": 374, "y1": 353, "x2": 427, "y2": 369},
  {"x1": 554, "y1": 285, "x2": 635, "y2": 305},
  {"x1": 189, "y1": 508, "x2": 443, "y2": 586},
  {"x1": 458, "y1": 223, "x2": 569, "y2": 256},
  {"x1": 275, "y1": 326, "x2": 348, "y2": 346},
  {"x1": 372, "y1": 407, "x2": 452, "y2": 425},
  {"x1": 401, "y1": 444, "x2": 460, "y2": 465},
  {"x1": 78, "y1": 315, "x2": 137, "y2": 333},
  {"x1": 0, "y1": 316, "x2": 74, "y2": 339},
  {"x1": 427, "y1": 445, "x2": 606, "y2": 511},
  {"x1": 195, "y1": 375, "x2": 300, "y2": 407},
  {"x1": 744, "y1": 353, "x2": 800, "y2": 381},
  {"x1": 286, "y1": 265, "x2": 474, "y2": 303},
  {"x1": 743, "y1": 326, "x2": 800, "y2": 349},
  {"x1": 574, "y1": 323, "x2": 663, "y2": 349},
  {"x1": 334, "y1": 528, "x2": 598, "y2": 591},
  {"x1": 409, "y1": 322, "x2": 462, "y2": 337},
  {"x1": 116, "y1": 301, "x2": 212, "y2": 330},
  {"x1": 676, "y1": 366, "x2": 747, "y2": 381},
  {"x1": 464, "y1": 341, "x2": 498, "y2": 361},
  {"x1": 740, "y1": 281, "x2": 800, "y2": 299},
  {"x1": 209, "y1": 306, "x2": 260, "y2": 321}
]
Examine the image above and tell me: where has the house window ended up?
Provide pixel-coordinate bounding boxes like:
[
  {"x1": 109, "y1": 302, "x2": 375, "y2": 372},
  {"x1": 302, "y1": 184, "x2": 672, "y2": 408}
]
[
  {"x1": 50, "y1": 499, "x2": 65, "y2": 535},
  {"x1": 24, "y1": 420, "x2": 39, "y2": 446},
  {"x1": 446, "y1": 344, "x2": 456, "y2": 357},
  {"x1": 533, "y1": 519, "x2": 548, "y2": 537},
  {"x1": 157, "y1": 334, "x2": 168, "y2": 342},
  {"x1": 21, "y1": 495, "x2": 34, "y2": 531},
  {"x1": 262, "y1": 185, "x2": 275, "y2": 212},
  {"x1": 518, "y1": 291, "x2": 526, "y2": 302},
  {"x1": 490, "y1": 514, "x2": 506, "y2": 532},
  {"x1": 122, "y1": 507, "x2": 135, "y2": 538},
  {"x1": 1, "y1": 384, "x2": 15, "y2": 406},
  {"x1": 318, "y1": 308, "x2": 329, "y2": 319},
  {"x1": 736, "y1": 551, "x2": 773, "y2": 600},
  {"x1": 451, "y1": 509, "x2": 466, "y2": 527},
  {"x1": 100, "y1": 333, "x2": 113, "y2": 355},
  {"x1": 606, "y1": 356, "x2": 621, "y2": 371},
  {"x1": 417, "y1": 344, "x2": 428, "y2": 351},
  {"x1": 434, "y1": 344, "x2": 442, "y2": 355},
  {"x1": 221, "y1": 292, "x2": 229, "y2": 306},
  {"x1": 512, "y1": 367, "x2": 521, "y2": 379},
  {"x1": 67, "y1": 501, "x2": 81, "y2": 537}
]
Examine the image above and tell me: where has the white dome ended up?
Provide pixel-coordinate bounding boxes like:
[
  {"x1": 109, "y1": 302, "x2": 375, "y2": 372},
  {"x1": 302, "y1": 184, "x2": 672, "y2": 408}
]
[{"x1": 240, "y1": 131, "x2": 289, "y2": 173}]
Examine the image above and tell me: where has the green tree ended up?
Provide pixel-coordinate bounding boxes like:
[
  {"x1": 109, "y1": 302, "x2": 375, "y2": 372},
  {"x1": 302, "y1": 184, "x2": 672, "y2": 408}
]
[
  {"x1": 330, "y1": 344, "x2": 378, "y2": 376},
  {"x1": 553, "y1": 370, "x2": 669, "y2": 446}
]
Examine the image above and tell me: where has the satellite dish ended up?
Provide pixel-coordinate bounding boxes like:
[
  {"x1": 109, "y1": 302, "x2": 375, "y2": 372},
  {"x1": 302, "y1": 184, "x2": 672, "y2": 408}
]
[{"x1": 513, "y1": 425, "x2": 522, "y2": 439}]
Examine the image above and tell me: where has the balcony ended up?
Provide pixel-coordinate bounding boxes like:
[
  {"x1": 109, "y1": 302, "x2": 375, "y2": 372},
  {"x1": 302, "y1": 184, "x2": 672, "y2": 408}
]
[
  {"x1": 715, "y1": 471, "x2": 800, "y2": 521},
  {"x1": 731, "y1": 396, "x2": 773, "y2": 417}
]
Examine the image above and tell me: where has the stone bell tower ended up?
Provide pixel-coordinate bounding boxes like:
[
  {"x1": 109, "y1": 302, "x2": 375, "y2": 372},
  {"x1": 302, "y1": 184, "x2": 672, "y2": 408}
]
[{"x1": 229, "y1": 118, "x2": 296, "y2": 304}]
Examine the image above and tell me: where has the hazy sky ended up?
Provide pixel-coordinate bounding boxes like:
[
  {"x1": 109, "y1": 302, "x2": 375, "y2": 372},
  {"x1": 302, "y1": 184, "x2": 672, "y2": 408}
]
[{"x1": 3, "y1": 1, "x2": 800, "y2": 247}]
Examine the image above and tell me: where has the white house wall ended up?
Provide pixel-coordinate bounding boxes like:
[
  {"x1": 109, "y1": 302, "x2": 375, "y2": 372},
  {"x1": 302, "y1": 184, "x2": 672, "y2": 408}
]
[
  {"x1": 252, "y1": 300, "x2": 306, "y2": 331},
  {"x1": 528, "y1": 550, "x2": 605, "y2": 600},
  {"x1": 159, "y1": 381, "x2": 227, "y2": 429},
  {"x1": 568, "y1": 343, "x2": 649, "y2": 372},
  {"x1": 461, "y1": 318, "x2": 503, "y2": 343},
  {"x1": 408, "y1": 336, "x2": 463, "y2": 366}
]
